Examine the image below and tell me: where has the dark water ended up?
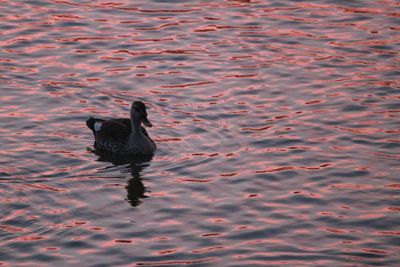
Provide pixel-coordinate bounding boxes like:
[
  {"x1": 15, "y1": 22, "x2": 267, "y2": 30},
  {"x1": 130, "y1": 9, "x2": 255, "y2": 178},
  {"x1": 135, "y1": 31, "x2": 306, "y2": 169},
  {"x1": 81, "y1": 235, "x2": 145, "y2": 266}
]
[{"x1": 1, "y1": 0, "x2": 399, "y2": 266}]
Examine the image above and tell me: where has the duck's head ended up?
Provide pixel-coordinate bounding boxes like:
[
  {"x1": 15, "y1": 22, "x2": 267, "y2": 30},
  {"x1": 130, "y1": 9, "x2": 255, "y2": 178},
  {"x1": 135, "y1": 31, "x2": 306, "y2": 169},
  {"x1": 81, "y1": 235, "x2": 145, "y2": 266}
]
[{"x1": 130, "y1": 101, "x2": 152, "y2": 127}]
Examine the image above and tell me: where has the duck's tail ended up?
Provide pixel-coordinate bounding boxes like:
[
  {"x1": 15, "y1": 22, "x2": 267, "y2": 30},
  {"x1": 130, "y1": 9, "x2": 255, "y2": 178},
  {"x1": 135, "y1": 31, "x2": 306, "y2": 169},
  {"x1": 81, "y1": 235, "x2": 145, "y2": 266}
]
[
  {"x1": 86, "y1": 117, "x2": 99, "y2": 134},
  {"x1": 86, "y1": 117, "x2": 106, "y2": 134}
]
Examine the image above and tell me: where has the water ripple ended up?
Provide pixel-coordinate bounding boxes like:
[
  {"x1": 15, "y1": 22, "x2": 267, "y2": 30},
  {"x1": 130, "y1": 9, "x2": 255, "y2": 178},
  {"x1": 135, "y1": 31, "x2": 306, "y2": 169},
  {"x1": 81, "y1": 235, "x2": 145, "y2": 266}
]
[{"x1": 1, "y1": 0, "x2": 399, "y2": 266}]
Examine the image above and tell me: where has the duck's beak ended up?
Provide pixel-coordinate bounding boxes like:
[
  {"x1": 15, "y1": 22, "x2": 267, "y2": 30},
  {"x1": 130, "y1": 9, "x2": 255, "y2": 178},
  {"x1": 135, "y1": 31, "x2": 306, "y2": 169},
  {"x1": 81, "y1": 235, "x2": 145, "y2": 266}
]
[{"x1": 143, "y1": 116, "x2": 153, "y2": 127}]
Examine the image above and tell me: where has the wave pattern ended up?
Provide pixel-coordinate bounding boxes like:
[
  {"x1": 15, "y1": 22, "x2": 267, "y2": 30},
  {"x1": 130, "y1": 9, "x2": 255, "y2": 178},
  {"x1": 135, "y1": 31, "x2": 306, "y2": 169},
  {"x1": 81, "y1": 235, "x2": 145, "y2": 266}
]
[{"x1": 0, "y1": 0, "x2": 399, "y2": 266}]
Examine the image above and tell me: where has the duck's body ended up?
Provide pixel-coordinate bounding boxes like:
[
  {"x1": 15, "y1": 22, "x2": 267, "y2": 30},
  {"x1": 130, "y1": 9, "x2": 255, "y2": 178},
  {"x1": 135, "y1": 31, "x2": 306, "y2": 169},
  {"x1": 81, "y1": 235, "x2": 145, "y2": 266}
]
[{"x1": 86, "y1": 101, "x2": 156, "y2": 155}]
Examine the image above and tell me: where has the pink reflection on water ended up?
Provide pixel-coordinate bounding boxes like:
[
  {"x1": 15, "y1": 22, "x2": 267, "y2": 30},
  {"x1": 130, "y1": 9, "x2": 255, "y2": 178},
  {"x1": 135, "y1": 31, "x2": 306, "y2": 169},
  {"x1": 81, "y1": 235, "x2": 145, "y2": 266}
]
[
  {"x1": 0, "y1": 225, "x2": 26, "y2": 233},
  {"x1": 254, "y1": 163, "x2": 333, "y2": 174},
  {"x1": 376, "y1": 231, "x2": 400, "y2": 236},
  {"x1": 192, "y1": 245, "x2": 225, "y2": 254},
  {"x1": 176, "y1": 178, "x2": 214, "y2": 183},
  {"x1": 17, "y1": 235, "x2": 47, "y2": 241},
  {"x1": 1, "y1": 0, "x2": 399, "y2": 265},
  {"x1": 135, "y1": 258, "x2": 218, "y2": 266},
  {"x1": 155, "y1": 248, "x2": 182, "y2": 256}
]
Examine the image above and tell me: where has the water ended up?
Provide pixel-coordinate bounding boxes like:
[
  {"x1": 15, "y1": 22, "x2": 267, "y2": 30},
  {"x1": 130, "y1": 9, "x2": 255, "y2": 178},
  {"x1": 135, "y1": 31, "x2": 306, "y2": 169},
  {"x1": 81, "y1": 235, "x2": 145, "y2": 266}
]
[{"x1": 1, "y1": 0, "x2": 399, "y2": 266}]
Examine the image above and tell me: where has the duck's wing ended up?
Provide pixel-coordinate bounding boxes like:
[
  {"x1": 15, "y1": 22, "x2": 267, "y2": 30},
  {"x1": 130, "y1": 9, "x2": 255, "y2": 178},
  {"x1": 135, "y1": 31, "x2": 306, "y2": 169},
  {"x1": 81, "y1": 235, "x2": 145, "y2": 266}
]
[
  {"x1": 97, "y1": 119, "x2": 131, "y2": 139},
  {"x1": 112, "y1": 118, "x2": 151, "y2": 138},
  {"x1": 87, "y1": 117, "x2": 131, "y2": 139},
  {"x1": 89, "y1": 117, "x2": 151, "y2": 139},
  {"x1": 112, "y1": 118, "x2": 131, "y2": 128}
]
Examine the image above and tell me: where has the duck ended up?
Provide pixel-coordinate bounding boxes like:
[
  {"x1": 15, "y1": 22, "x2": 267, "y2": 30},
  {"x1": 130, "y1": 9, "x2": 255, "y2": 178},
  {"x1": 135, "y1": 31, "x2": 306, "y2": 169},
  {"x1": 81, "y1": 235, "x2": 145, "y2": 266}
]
[{"x1": 86, "y1": 101, "x2": 156, "y2": 155}]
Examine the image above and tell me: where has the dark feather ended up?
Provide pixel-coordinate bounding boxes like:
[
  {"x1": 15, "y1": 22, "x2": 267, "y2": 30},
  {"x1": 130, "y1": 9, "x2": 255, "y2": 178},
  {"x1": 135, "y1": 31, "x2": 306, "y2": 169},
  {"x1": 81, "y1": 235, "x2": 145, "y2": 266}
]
[
  {"x1": 86, "y1": 117, "x2": 150, "y2": 139},
  {"x1": 86, "y1": 117, "x2": 105, "y2": 134}
]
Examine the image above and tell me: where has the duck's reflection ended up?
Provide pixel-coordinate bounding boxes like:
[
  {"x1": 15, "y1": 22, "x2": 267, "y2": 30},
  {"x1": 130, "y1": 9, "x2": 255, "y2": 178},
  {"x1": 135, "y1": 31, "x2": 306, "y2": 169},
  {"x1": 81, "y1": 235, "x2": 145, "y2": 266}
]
[{"x1": 95, "y1": 152, "x2": 153, "y2": 207}]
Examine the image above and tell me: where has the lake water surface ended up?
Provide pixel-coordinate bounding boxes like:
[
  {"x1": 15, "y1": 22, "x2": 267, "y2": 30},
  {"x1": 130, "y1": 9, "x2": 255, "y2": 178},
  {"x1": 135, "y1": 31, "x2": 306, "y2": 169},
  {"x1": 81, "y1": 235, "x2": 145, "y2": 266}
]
[{"x1": 1, "y1": 0, "x2": 399, "y2": 266}]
